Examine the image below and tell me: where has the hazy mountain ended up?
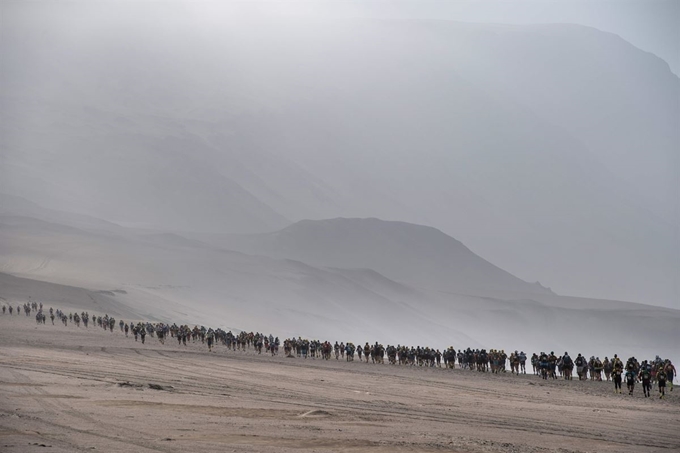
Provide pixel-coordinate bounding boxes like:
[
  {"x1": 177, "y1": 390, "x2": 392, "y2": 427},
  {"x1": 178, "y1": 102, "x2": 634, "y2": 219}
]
[
  {"x1": 0, "y1": 99, "x2": 290, "y2": 233},
  {"x1": 1, "y1": 202, "x2": 678, "y2": 362},
  {"x1": 1, "y1": 6, "x2": 678, "y2": 307},
  {"x1": 0, "y1": 272, "x2": 139, "y2": 320},
  {"x1": 191, "y1": 218, "x2": 552, "y2": 297},
  {"x1": 0, "y1": 211, "x2": 467, "y2": 346},
  {"x1": 0, "y1": 193, "x2": 122, "y2": 233}
]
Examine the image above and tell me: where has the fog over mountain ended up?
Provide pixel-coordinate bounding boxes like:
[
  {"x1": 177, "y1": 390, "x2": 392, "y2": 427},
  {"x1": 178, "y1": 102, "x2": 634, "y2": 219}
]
[
  {"x1": 1, "y1": 0, "x2": 678, "y2": 338},
  {"x1": 190, "y1": 218, "x2": 553, "y2": 297},
  {"x1": 1, "y1": 197, "x2": 678, "y2": 362}
]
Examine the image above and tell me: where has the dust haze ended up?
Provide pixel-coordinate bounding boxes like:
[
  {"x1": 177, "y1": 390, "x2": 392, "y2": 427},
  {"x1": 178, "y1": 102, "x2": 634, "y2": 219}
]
[{"x1": 1, "y1": 1, "x2": 679, "y2": 360}]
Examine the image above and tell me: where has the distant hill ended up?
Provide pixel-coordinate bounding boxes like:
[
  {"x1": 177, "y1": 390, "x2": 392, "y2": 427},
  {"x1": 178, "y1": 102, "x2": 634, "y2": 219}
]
[
  {"x1": 0, "y1": 272, "x2": 139, "y2": 319},
  {"x1": 0, "y1": 193, "x2": 122, "y2": 232},
  {"x1": 1, "y1": 201, "x2": 678, "y2": 362},
  {"x1": 192, "y1": 218, "x2": 553, "y2": 297}
]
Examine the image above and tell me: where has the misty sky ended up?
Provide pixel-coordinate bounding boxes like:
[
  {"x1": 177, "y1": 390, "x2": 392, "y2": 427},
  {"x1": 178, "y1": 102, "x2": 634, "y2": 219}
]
[
  {"x1": 198, "y1": 0, "x2": 680, "y2": 74},
  {"x1": 1, "y1": 1, "x2": 679, "y2": 309},
  {"x1": 4, "y1": 1, "x2": 677, "y2": 72}
]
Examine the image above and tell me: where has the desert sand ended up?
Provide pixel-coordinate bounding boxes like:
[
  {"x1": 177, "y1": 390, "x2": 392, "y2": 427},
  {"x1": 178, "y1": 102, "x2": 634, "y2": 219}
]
[{"x1": 0, "y1": 315, "x2": 678, "y2": 453}]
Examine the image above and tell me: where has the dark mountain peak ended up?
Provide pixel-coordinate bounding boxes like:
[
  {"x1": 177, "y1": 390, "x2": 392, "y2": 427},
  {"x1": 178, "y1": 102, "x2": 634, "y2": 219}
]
[{"x1": 236, "y1": 217, "x2": 551, "y2": 297}]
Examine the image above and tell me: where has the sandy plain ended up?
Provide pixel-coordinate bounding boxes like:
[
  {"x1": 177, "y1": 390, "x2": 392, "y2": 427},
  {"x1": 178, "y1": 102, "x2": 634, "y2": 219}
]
[{"x1": 0, "y1": 314, "x2": 678, "y2": 453}]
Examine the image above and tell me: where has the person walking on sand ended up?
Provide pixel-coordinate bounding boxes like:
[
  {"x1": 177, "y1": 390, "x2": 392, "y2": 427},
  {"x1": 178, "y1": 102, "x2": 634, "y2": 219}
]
[
  {"x1": 206, "y1": 328, "x2": 215, "y2": 352},
  {"x1": 639, "y1": 363, "x2": 652, "y2": 398},
  {"x1": 657, "y1": 367, "x2": 667, "y2": 399},
  {"x1": 664, "y1": 360, "x2": 675, "y2": 392},
  {"x1": 612, "y1": 368, "x2": 623, "y2": 394},
  {"x1": 625, "y1": 367, "x2": 636, "y2": 395}
]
